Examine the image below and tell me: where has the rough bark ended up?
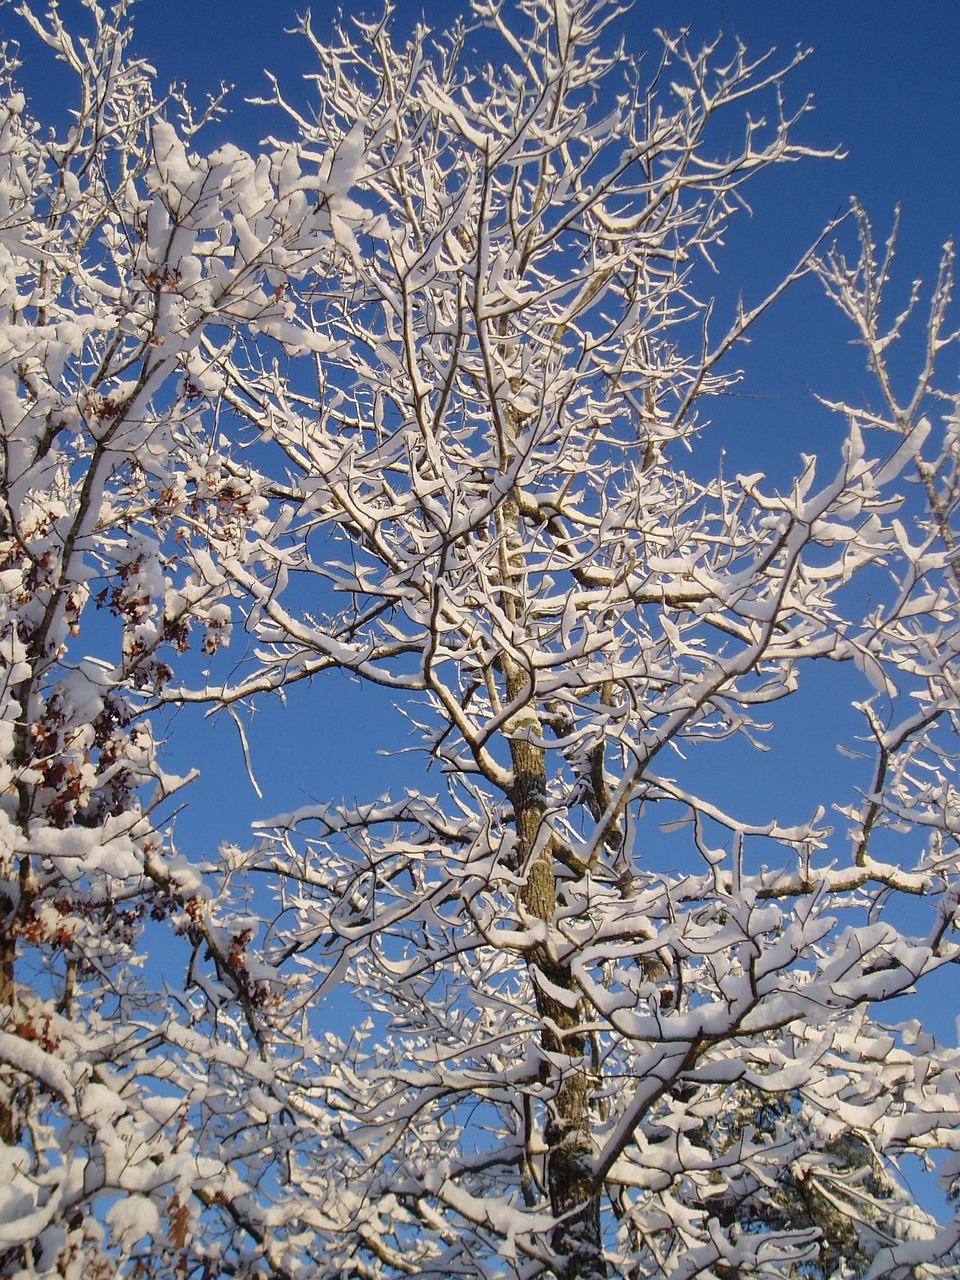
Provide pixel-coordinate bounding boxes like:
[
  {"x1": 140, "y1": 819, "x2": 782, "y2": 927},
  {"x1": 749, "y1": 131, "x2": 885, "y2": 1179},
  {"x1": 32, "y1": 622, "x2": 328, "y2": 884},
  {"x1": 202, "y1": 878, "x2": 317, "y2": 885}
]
[
  {"x1": 500, "y1": 487, "x2": 606, "y2": 1280},
  {"x1": 0, "y1": 902, "x2": 13, "y2": 1145}
]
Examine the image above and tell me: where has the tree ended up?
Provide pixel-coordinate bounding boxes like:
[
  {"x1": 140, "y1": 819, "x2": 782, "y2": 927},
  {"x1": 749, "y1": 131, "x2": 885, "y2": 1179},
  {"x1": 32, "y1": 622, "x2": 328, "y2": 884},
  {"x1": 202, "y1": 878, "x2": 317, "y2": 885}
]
[
  {"x1": 2, "y1": 1, "x2": 960, "y2": 1278},
  {"x1": 0, "y1": 2, "x2": 340, "y2": 1274}
]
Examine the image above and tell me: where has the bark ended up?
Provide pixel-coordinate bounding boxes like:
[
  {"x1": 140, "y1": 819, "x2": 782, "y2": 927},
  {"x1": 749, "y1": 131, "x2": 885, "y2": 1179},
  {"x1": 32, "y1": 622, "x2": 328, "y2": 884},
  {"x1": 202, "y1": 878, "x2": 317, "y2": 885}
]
[
  {"x1": 498, "y1": 487, "x2": 607, "y2": 1280},
  {"x1": 0, "y1": 895, "x2": 15, "y2": 1145},
  {"x1": 516, "y1": 786, "x2": 605, "y2": 1275},
  {"x1": 516, "y1": 779, "x2": 605, "y2": 1280}
]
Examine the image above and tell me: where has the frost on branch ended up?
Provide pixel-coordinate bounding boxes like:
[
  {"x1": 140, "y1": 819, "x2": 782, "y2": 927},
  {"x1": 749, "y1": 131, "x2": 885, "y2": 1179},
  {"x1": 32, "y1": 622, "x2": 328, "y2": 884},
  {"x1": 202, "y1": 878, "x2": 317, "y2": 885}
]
[
  {"x1": 0, "y1": 1, "x2": 341, "y2": 1274},
  {"x1": 150, "y1": 3, "x2": 960, "y2": 1279},
  {"x1": 3, "y1": 1, "x2": 960, "y2": 1278}
]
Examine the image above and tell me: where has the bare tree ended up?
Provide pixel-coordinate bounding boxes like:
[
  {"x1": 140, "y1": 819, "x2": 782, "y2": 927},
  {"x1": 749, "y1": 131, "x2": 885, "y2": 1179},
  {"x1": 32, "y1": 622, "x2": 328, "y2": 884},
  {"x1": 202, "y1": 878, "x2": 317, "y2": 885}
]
[
  {"x1": 0, "y1": 3, "x2": 339, "y2": 1273},
  {"x1": 154, "y1": 3, "x2": 960, "y2": 1278},
  {"x1": 3, "y1": 2, "x2": 960, "y2": 1278}
]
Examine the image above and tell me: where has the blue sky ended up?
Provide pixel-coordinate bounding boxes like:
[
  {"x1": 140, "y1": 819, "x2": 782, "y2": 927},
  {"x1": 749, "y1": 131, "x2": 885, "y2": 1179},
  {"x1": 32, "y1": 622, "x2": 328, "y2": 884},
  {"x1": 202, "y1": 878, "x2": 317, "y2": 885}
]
[
  {"x1": 10, "y1": 0, "x2": 959, "y2": 886},
  {"x1": 105, "y1": 3, "x2": 959, "y2": 824},
  {"x1": 119, "y1": 0, "x2": 960, "y2": 247}
]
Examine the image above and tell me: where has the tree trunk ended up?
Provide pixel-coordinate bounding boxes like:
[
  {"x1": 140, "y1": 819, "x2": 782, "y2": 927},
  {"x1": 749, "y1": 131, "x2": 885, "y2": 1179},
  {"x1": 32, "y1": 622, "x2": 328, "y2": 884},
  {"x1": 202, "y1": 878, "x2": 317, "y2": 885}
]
[
  {"x1": 0, "y1": 895, "x2": 15, "y2": 1145},
  {"x1": 515, "y1": 779, "x2": 605, "y2": 1280},
  {"x1": 499, "y1": 488, "x2": 606, "y2": 1280}
]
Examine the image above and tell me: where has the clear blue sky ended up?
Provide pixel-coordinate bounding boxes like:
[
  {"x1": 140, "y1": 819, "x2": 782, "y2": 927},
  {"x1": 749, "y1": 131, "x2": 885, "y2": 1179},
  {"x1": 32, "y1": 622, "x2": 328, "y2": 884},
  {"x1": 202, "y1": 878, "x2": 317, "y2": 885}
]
[
  {"x1": 118, "y1": 0, "x2": 960, "y2": 249},
  {"x1": 11, "y1": 0, "x2": 959, "y2": 867},
  {"x1": 110, "y1": 5, "x2": 959, "y2": 812}
]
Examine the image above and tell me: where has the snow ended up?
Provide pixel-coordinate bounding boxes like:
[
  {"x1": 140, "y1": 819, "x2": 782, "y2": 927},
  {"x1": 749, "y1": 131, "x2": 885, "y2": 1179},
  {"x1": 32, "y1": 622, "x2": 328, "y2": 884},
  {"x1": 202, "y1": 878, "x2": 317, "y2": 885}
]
[
  {"x1": 2, "y1": 4, "x2": 959, "y2": 1278},
  {"x1": 105, "y1": 1195, "x2": 161, "y2": 1249}
]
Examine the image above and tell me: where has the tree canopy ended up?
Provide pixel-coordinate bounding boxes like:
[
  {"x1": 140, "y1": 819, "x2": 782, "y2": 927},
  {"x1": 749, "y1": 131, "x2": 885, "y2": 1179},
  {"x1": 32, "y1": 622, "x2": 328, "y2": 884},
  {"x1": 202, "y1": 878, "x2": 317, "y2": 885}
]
[{"x1": 1, "y1": 2, "x2": 959, "y2": 1278}]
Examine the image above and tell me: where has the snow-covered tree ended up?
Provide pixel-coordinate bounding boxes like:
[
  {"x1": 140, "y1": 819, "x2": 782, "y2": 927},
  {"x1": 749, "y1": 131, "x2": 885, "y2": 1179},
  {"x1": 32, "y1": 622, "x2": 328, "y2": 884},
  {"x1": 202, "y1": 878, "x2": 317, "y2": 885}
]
[
  {"x1": 0, "y1": 2, "x2": 340, "y2": 1273},
  {"x1": 3, "y1": 1, "x2": 960, "y2": 1278}
]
